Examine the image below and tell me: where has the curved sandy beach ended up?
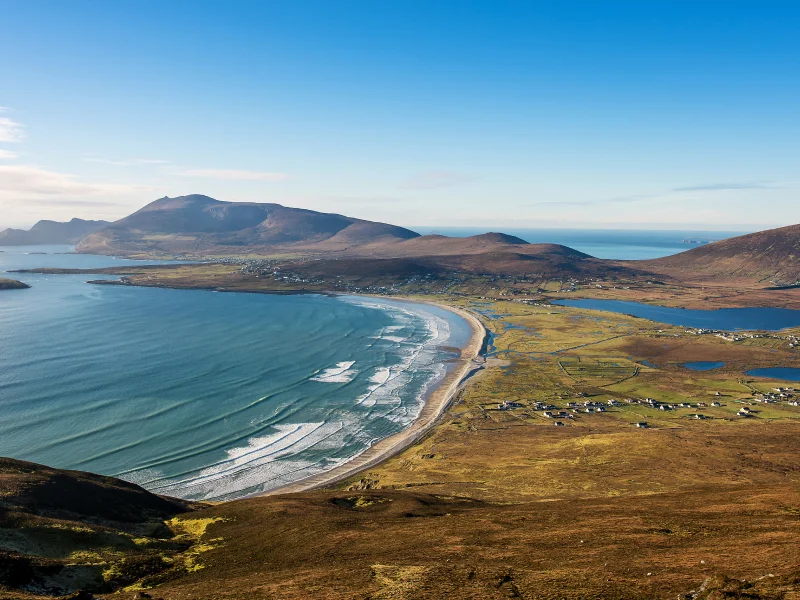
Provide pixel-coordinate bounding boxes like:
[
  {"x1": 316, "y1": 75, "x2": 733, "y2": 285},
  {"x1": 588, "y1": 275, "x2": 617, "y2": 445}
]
[{"x1": 259, "y1": 299, "x2": 486, "y2": 496}]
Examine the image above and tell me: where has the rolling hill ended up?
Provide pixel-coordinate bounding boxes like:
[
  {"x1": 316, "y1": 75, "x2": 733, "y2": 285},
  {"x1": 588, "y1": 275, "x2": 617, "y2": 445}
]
[
  {"x1": 0, "y1": 218, "x2": 110, "y2": 246},
  {"x1": 643, "y1": 223, "x2": 800, "y2": 283}
]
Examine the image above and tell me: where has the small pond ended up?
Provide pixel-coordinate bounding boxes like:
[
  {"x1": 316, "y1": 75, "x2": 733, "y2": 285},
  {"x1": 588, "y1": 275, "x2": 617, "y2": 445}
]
[{"x1": 683, "y1": 361, "x2": 726, "y2": 371}]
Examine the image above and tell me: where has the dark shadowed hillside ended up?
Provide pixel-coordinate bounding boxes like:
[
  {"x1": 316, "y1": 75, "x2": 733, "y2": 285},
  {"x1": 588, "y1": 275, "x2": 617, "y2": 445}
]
[
  {"x1": 643, "y1": 223, "x2": 800, "y2": 283},
  {"x1": 0, "y1": 219, "x2": 110, "y2": 246},
  {"x1": 287, "y1": 244, "x2": 641, "y2": 279},
  {"x1": 76, "y1": 195, "x2": 420, "y2": 256},
  {"x1": 0, "y1": 457, "x2": 202, "y2": 597}
]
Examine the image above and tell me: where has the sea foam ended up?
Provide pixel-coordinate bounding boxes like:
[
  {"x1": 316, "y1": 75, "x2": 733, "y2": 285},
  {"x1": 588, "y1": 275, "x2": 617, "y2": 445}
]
[{"x1": 311, "y1": 361, "x2": 358, "y2": 383}]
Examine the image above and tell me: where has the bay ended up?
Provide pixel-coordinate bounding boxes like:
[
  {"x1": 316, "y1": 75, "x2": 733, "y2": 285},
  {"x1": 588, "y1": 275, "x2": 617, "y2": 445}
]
[{"x1": 0, "y1": 246, "x2": 471, "y2": 501}]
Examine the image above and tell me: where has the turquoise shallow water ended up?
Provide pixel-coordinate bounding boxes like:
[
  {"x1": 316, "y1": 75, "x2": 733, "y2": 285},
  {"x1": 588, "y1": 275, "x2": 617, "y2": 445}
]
[{"x1": 0, "y1": 246, "x2": 471, "y2": 501}]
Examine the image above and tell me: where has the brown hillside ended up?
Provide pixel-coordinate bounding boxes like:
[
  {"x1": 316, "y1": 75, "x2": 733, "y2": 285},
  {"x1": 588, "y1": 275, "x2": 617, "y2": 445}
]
[
  {"x1": 0, "y1": 457, "x2": 200, "y2": 597},
  {"x1": 642, "y1": 223, "x2": 800, "y2": 283},
  {"x1": 363, "y1": 234, "x2": 579, "y2": 257}
]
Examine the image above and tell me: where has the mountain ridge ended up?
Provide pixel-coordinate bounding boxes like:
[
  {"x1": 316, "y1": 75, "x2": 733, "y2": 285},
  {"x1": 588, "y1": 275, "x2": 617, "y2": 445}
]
[
  {"x1": 76, "y1": 194, "x2": 421, "y2": 255},
  {"x1": 0, "y1": 218, "x2": 111, "y2": 246},
  {"x1": 642, "y1": 222, "x2": 800, "y2": 283}
]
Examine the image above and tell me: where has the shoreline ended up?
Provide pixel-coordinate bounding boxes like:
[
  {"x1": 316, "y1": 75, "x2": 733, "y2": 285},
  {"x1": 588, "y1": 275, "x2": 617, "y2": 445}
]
[
  {"x1": 8, "y1": 259, "x2": 488, "y2": 500},
  {"x1": 255, "y1": 297, "x2": 487, "y2": 497},
  {"x1": 86, "y1": 279, "x2": 490, "y2": 498}
]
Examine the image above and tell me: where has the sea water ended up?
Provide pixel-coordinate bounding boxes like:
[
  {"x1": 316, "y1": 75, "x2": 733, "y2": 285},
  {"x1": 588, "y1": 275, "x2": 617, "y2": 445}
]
[
  {"x1": 411, "y1": 227, "x2": 747, "y2": 260},
  {"x1": 0, "y1": 246, "x2": 471, "y2": 501}
]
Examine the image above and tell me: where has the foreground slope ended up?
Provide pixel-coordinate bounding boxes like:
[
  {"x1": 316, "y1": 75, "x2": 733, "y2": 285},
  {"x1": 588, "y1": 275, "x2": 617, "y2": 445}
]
[
  {"x1": 643, "y1": 223, "x2": 800, "y2": 283},
  {"x1": 0, "y1": 219, "x2": 110, "y2": 246},
  {"x1": 76, "y1": 195, "x2": 420, "y2": 256},
  {"x1": 0, "y1": 457, "x2": 201, "y2": 598}
]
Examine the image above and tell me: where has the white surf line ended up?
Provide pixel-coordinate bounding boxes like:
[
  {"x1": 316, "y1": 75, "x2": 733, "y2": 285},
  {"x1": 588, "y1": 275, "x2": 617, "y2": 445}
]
[
  {"x1": 311, "y1": 360, "x2": 357, "y2": 382},
  {"x1": 356, "y1": 307, "x2": 447, "y2": 408},
  {"x1": 256, "y1": 298, "x2": 486, "y2": 497}
]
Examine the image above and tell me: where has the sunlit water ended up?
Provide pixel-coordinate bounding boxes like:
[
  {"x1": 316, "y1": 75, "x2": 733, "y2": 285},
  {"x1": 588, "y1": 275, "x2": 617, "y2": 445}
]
[{"x1": 0, "y1": 246, "x2": 471, "y2": 500}]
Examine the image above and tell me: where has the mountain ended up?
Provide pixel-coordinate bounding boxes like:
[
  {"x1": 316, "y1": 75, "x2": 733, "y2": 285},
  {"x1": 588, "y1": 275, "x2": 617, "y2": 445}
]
[
  {"x1": 0, "y1": 218, "x2": 111, "y2": 246},
  {"x1": 71, "y1": 195, "x2": 647, "y2": 278},
  {"x1": 76, "y1": 194, "x2": 420, "y2": 255},
  {"x1": 643, "y1": 223, "x2": 800, "y2": 283}
]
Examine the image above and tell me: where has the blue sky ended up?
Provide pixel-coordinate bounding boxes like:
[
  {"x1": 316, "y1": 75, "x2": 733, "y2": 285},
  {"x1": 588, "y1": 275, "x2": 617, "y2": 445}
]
[{"x1": 1, "y1": 1, "x2": 799, "y2": 229}]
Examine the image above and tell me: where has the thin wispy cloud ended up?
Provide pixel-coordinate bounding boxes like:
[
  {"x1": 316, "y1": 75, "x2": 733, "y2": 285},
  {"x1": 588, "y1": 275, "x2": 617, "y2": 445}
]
[
  {"x1": 0, "y1": 115, "x2": 25, "y2": 143},
  {"x1": 0, "y1": 165, "x2": 154, "y2": 201},
  {"x1": 177, "y1": 168, "x2": 289, "y2": 181},
  {"x1": 85, "y1": 157, "x2": 168, "y2": 166},
  {"x1": 23, "y1": 199, "x2": 126, "y2": 207},
  {"x1": 530, "y1": 195, "x2": 654, "y2": 208},
  {"x1": 673, "y1": 182, "x2": 776, "y2": 192},
  {"x1": 399, "y1": 170, "x2": 478, "y2": 190},
  {"x1": 0, "y1": 149, "x2": 18, "y2": 159}
]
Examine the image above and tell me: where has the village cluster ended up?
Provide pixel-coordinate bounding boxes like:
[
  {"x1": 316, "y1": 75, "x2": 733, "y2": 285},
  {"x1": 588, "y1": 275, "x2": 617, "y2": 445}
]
[
  {"x1": 687, "y1": 327, "x2": 799, "y2": 348},
  {"x1": 495, "y1": 387, "x2": 798, "y2": 428}
]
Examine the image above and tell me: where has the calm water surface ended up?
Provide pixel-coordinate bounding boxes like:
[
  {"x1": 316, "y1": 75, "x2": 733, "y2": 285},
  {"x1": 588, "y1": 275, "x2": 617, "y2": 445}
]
[
  {"x1": 0, "y1": 246, "x2": 471, "y2": 500},
  {"x1": 746, "y1": 368, "x2": 800, "y2": 382},
  {"x1": 411, "y1": 227, "x2": 747, "y2": 260},
  {"x1": 552, "y1": 299, "x2": 800, "y2": 331},
  {"x1": 684, "y1": 362, "x2": 726, "y2": 371}
]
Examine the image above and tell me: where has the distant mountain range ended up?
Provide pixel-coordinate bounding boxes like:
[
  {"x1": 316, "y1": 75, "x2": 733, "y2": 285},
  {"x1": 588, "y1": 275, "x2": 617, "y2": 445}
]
[
  {"x1": 0, "y1": 218, "x2": 111, "y2": 245},
  {"x1": 8, "y1": 194, "x2": 798, "y2": 284},
  {"x1": 73, "y1": 195, "x2": 606, "y2": 262},
  {"x1": 73, "y1": 194, "x2": 637, "y2": 278}
]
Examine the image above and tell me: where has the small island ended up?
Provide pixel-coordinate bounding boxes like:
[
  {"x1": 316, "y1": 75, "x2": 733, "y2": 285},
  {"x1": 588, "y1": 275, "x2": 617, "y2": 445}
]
[{"x1": 0, "y1": 277, "x2": 31, "y2": 290}]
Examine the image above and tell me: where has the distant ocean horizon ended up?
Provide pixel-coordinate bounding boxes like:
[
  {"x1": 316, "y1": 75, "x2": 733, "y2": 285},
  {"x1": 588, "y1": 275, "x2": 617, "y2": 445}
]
[{"x1": 410, "y1": 227, "x2": 751, "y2": 260}]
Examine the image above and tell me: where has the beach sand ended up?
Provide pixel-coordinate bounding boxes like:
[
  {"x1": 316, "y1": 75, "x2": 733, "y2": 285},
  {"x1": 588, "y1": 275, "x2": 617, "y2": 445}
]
[{"x1": 259, "y1": 300, "x2": 486, "y2": 496}]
